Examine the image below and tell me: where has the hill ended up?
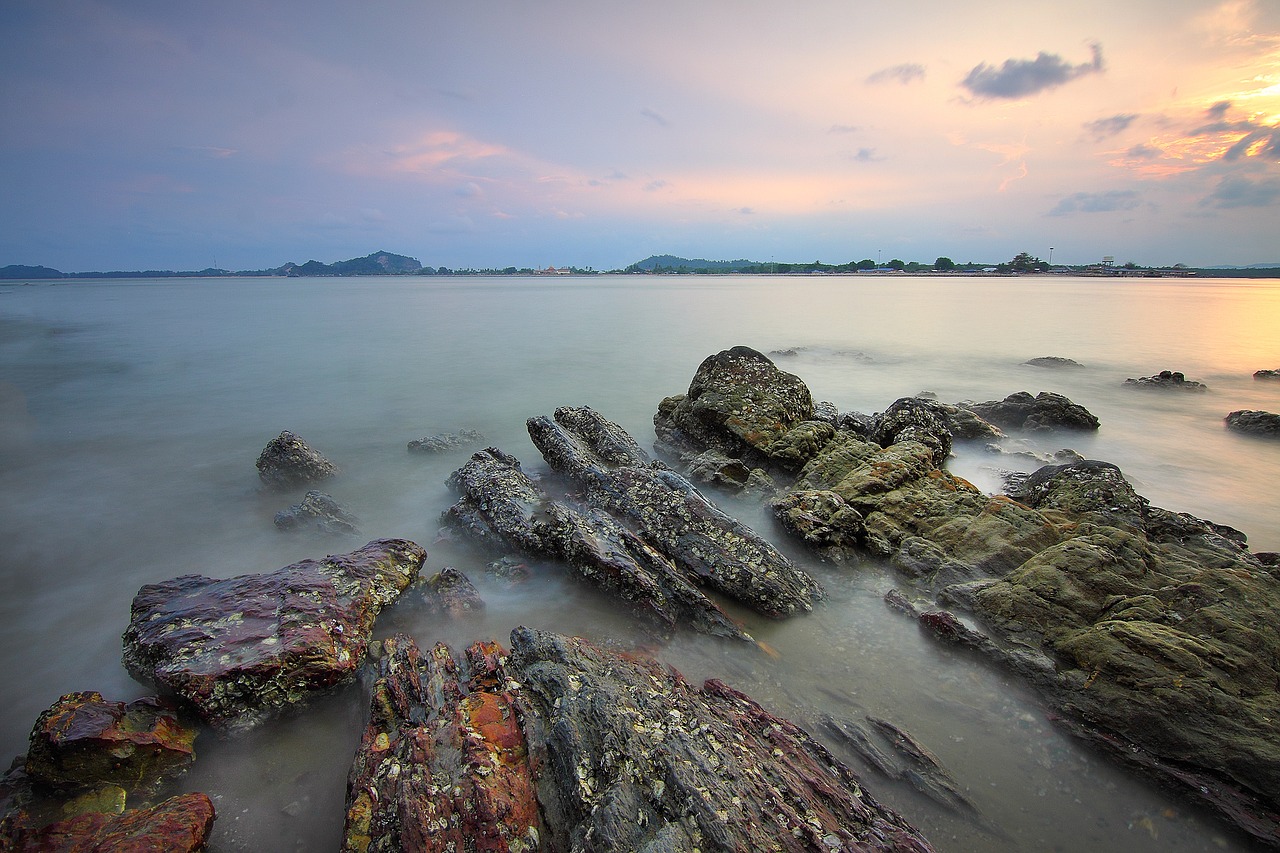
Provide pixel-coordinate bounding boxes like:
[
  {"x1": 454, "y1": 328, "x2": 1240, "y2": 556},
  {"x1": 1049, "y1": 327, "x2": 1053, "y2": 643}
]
[{"x1": 627, "y1": 255, "x2": 765, "y2": 272}]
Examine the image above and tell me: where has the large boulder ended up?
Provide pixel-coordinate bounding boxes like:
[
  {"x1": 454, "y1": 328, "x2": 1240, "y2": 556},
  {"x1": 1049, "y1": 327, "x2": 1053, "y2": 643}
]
[
  {"x1": 1225, "y1": 409, "x2": 1280, "y2": 438},
  {"x1": 961, "y1": 391, "x2": 1100, "y2": 432},
  {"x1": 528, "y1": 406, "x2": 823, "y2": 617},
  {"x1": 654, "y1": 346, "x2": 819, "y2": 470},
  {"x1": 508, "y1": 627, "x2": 935, "y2": 852},
  {"x1": 255, "y1": 430, "x2": 337, "y2": 489},
  {"x1": 122, "y1": 539, "x2": 426, "y2": 731},
  {"x1": 1, "y1": 791, "x2": 214, "y2": 852}
]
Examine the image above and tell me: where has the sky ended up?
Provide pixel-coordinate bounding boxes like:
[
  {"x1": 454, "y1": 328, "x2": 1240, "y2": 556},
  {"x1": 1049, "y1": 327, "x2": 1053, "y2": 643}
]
[{"x1": 2, "y1": 0, "x2": 1278, "y2": 271}]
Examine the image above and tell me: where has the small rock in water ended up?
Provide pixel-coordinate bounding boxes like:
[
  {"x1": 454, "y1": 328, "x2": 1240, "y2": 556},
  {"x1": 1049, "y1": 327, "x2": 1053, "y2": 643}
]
[
  {"x1": 273, "y1": 490, "x2": 360, "y2": 535},
  {"x1": 1123, "y1": 370, "x2": 1208, "y2": 391},
  {"x1": 255, "y1": 430, "x2": 337, "y2": 488},
  {"x1": 421, "y1": 566, "x2": 485, "y2": 616},
  {"x1": 1254, "y1": 369, "x2": 1280, "y2": 381},
  {"x1": 1224, "y1": 409, "x2": 1280, "y2": 438},
  {"x1": 1023, "y1": 356, "x2": 1084, "y2": 369},
  {"x1": 407, "y1": 428, "x2": 484, "y2": 453}
]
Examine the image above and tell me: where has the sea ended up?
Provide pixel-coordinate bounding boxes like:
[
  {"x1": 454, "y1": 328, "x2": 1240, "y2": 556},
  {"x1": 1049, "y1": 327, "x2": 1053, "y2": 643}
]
[{"x1": 1, "y1": 274, "x2": 1277, "y2": 851}]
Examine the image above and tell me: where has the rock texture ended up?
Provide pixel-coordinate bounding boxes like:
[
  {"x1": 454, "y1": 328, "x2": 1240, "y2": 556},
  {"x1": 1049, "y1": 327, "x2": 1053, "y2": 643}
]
[
  {"x1": 342, "y1": 635, "x2": 539, "y2": 853},
  {"x1": 1124, "y1": 370, "x2": 1208, "y2": 391},
  {"x1": 508, "y1": 627, "x2": 935, "y2": 852},
  {"x1": 961, "y1": 391, "x2": 1100, "y2": 432},
  {"x1": 24, "y1": 693, "x2": 196, "y2": 791},
  {"x1": 408, "y1": 429, "x2": 485, "y2": 454},
  {"x1": 1255, "y1": 369, "x2": 1280, "y2": 381},
  {"x1": 1225, "y1": 409, "x2": 1280, "y2": 438},
  {"x1": 1023, "y1": 356, "x2": 1084, "y2": 369},
  {"x1": 256, "y1": 430, "x2": 337, "y2": 488},
  {"x1": 527, "y1": 405, "x2": 823, "y2": 617},
  {"x1": 122, "y1": 539, "x2": 426, "y2": 731},
  {"x1": 421, "y1": 567, "x2": 485, "y2": 617},
  {"x1": 274, "y1": 490, "x2": 360, "y2": 535},
  {"x1": 1, "y1": 791, "x2": 215, "y2": 853},
  {"x1": 444, "y1": 447, "x2": 753, "y2": 640}
]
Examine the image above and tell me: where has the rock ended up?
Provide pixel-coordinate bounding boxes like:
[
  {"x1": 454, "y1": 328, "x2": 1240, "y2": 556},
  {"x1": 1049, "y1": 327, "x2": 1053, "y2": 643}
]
[
  {"x1": 685, "y1": 448, "x2": 753, "y2": 491},
  {"x1": 443, "y1": 447, "x2": 752, "y2": 640},
  {"x1": 1023, "y1": 356, "x2": 1084, "y2": 368},
  {"x1": 341, "y1": 635, "x2": 540, "y2": 853},
  {"x1": 274, "y1": 490, "x2": 360, "y2": 535},
  {"x1": 122, "y1": 539, "x2": 426, "y2": 732},
  {"x1": 1225, "y1": 409, "x2": 1280, "y2": 438},
  {"x1": 1255, "y1": 369, "x2": 1280, "y2": 381},
  {"x1": 1124, "y1": 370, "x2": 1208, "y2": 391},
  {"x1": 528, "y1": 406, "x2": 823, "y2": 617},
  {"x1": 255, "y1": 430, "x2": 337, "y2": 489},
  {"x1": 962, "y1": 391, "x2": 1100, "y2": 432},
  {"x1": 507, "y1": 626, "x2": 935, "y2": 852},
  {"x1": 421, "y1": 566, "x2": 485, "y2": 617},
  {"x1": 870, "y1": 397, "x2": 954, "y2": 464},
  {"x1": 24, "y1": 693, "x2": 195, "y2": 791},
  {"x1": 653, "y1": 346, "x2": 819, "y2": 469},
  {"x1": 407, "y1": 428, "x2": 484, "y2": 454},
  {"x1": 2, "y1": 791, "x2": 215, "y2": 852}
]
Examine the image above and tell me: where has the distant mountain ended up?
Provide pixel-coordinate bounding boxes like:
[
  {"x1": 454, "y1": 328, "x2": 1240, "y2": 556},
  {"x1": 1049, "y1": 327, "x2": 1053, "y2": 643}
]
[
  {"x1": 628, "y1": 254, "x2": 765, "y2": 271},
  {"x1": 0, "y1": 264, "x2": 63, "y2": 279},
  {"x1": 0, "y1": 251, "x2": 424, "y2": 279}
]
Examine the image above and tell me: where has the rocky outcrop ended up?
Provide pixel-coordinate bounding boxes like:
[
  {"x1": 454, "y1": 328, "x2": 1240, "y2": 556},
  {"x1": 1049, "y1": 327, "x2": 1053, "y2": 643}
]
[
  {"x1": 443, "y1": 447, "x2": 753, "y2": 640},
  {"x1": 274, "y1": 490, "x2": 360, "y2": 535},
  {"x1": 527, "y1": 406, "x2": 823, "y2": 617},
  {"x1": 1023, "y1": 356, "x2": 1084, "y2": 369},
  {"x1": 508, "y1": 626, "x2": 935, "y2": 852},
  {"x1": 23, "y1": 693, "x2": 196, "y2": 792},
  {"x1": 1255, "y1": 369, "x2": 1280, "y2": 381},
  {"x1": 408, "y1": 429, "x2": 484, "y2": 454},
  {"x1": 961, "y1": 391, "x2": 1100, "y2": 432},
  {"x1": 256, "y1": 430, "x2": 337, "y2": 488},
  {"x1": 342, "y1": 635, "x2": 539, "y2": 853},
  {"x1": 1225, "y1": 409, "x2": 1280, "y2": 438},
  {"x1": 122, "y1": 539, "x2": 426, "y2": 731},
  {"x1": 1124, "y1": 370, "x2": 1208, "y2": 391},
  {"x1": 2, "y1": 791, "x2": 215, "y2": 852}
]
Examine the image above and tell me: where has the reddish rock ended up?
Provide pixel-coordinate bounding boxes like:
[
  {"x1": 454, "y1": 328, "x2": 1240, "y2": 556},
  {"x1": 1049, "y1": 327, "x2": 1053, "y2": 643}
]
[
  {"x1": 342, "y1": 635, "x2": 540, "y2": 853},
  {"x1": 24, "y1": 692, "x2": 195, "y2": 790},
  {"x1": 122, "y1": 539, "x2": 426, "y2": 732},
  {"x1": 4, "y1": 791, "x2": 214, "y2": 852}
]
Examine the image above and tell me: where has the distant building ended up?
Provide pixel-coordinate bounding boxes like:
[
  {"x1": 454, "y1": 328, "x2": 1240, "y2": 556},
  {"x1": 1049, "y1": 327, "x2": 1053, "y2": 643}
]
[{"x1": 538, "y1": 265, "x2": 572, "y2": 275}]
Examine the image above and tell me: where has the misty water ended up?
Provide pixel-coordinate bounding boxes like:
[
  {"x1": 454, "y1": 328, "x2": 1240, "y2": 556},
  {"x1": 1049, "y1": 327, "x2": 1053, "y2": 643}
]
[{"x1": 2, "y1": 274, "x2": 1278, "y2": 851}]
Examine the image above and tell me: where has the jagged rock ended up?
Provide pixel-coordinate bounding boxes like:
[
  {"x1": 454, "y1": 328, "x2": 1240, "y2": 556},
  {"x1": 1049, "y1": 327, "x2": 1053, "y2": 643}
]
[
  {"x1": 121, "y1": 539, "x2": 426, "y2": 731},
  {"x1": 1225, "y1": 409, "x2": 1280, "y2": 438},
  {"x1": 444, "y1": 447, "x2": 752, "y2": 640},
  {"x1": 870, "y1": 397, "x2": 954, "y2": 465},
  {"x1": 274, "y1": 490, "x2": 360, "y2": 535},
  {"x1": 962, "y1": 391, "x2": 1100, "y2": 432},
  {"x1": 1124, "y1": 370, "x2": 1208, "y2": 391},
  {"x1": 24, "y1": 693, "x2": 195, "y2": 792},
  {"x1": 342, "y1": 635, "x2": 539, "y2": 853},
  {"x1": 407, "y1": 428, "x2": 485, "y2": 454},
  {"x1": 1023, "y1": 356, "x2": 1084, "y2": 369},
  {"x1": 508, "y1": 627, "x2": 935, "y2": 852},
  {"x1": 1255, "y1": 369, "x2": 1280, "y2": 381},
  {"x1": 528, "y1": 406, "x2": 823, "y2": 617},
  {"x1": 421, "y1": 567, "x2": 485, "y2": 617},
  {"x1": 255, "y1": 430, "x2": 337, "y2": 488},
  {"x1": 769, "y1": 489, "x2": 864, "y2": 562},
  {"x1": 1, "y1": 791, "x2": 214, "y2": 852},
  {"x1": 654, "y1": 345, "x2": 818, "y2": 469}
]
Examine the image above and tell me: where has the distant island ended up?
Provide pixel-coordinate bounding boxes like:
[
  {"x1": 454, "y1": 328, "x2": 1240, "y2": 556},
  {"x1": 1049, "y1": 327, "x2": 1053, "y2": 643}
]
[{"x1": 4, "y1": 251, "x2": 1280, "y2": 279}]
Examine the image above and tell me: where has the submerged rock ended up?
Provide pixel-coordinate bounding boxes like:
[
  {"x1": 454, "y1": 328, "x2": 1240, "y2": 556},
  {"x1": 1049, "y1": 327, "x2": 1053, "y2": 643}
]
[
  {"x1": 342, "y1": 635, "x2": 539, "y2": 853},
  {"x1": 24, "y1": 693, "x2": 195, "y2": 792},
  {"x1": 1124, "y1": 369, "x2": 1208, "y2": 391},
  {"x1": 1254, "y1": 369, "x2": 1280, "y2": 381},
  {"x1": 1, "y1": 791, "x2": 214, "y2": 853},
  {"x1": 255, "y1": 430, "x2": 337, "y2": 489},
  {"x1": 1023, "y1": 356, "x2": 1084, "y2": 369},
  {"x1": 961, "y1": 391, "x2": 1100, "y2": 432},
  {"x1": 274, "y1": 490, "x2": 360, "y2": 535},
  {"x1": 407, "y1": 428, "x2": 484, "y2": 454},
  {"x1": 122, "y1": 539, "x2": 426, "y2": 731},
  {"x1": 420, "y1": 566, "x2": 485, "y2": 617},
  {"x1": 508, "y1": 626, "x2": 935, "y2": 852},
  {"x1": 1225, "y1": 409, "x2": 1280, "y2": 438},
  {"x1": 528, "y1": 405, "x2": 823, "y2": 617}
]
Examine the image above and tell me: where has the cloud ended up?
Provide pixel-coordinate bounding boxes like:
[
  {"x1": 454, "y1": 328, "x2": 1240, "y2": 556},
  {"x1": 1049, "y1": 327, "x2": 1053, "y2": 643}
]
[
  {"x1": 1202, "y1": 174, "x2": 1280, "y2": 208},
  {"x1": 640, "y1": 108, "x2": 670, "y2": 127},
  {"x1": 1050, "y1": 190, "x2": 1142, "y2": 216},
  {"x1": 866, "y1": 64, "x2": 925, "y2": 85},
  {"x1": 1084, "y1": 114, "x2": 1138, "y2": 140},
  {"x1": 643, "y1": 179, "x2": 669, "y2": 192},
  {"x1": 736, "y1": 207, "x2": 754, "y2": 215},
  {"x1": 962, "y1": 44, "x2": 1104, "y2": 99},
  {"x1": 850, "y1": 148, "x2": 884, "y2": 162},
  {"x1": 1207, "y1": 100, "x2": 1233, "y2": 120}
]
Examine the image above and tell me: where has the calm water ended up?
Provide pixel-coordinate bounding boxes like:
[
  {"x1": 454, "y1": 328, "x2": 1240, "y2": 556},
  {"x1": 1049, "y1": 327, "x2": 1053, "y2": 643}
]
[{"x1": 2, "y1": 275, "x2": 1277, "y2": 851}]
